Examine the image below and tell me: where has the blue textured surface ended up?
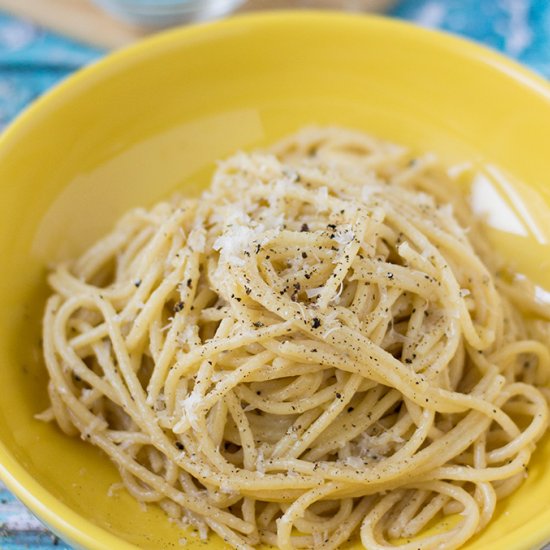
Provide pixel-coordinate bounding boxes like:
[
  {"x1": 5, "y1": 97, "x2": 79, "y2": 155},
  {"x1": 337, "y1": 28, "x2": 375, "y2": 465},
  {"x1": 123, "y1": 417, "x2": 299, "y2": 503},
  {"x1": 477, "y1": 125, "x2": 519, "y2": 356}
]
[
  {"x1": 0, "y1": 484, "x2": 69, "y2": 549},
  {"x1": 0, "y1": 12, "x2": 102, "y2": 129},
  {"x1": 391, "y1": 0, "x2": 550, "y2": 77},
  {"x1": 1, "y1": 0, "x2": 550, "y2": 548}
]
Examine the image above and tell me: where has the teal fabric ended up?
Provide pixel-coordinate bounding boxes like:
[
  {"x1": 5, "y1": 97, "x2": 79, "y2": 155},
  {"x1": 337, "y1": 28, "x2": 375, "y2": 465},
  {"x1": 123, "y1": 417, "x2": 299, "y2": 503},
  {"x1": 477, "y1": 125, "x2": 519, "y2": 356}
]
[
  {"x1": 391, "y1": 0, "x2": 550, "y2": 78},
  {"x1": 1, "y1": 1, "x2": 550, "y2": 129},
  {"x1": 0, "y1": 484, "x2": 68, "y2": 549},
  {"x1": 0, "y1": 12, "x2": 102, "y2": 129},
  {"x1": 0, "y1": 1, "x2": 549, "y2": 548}
]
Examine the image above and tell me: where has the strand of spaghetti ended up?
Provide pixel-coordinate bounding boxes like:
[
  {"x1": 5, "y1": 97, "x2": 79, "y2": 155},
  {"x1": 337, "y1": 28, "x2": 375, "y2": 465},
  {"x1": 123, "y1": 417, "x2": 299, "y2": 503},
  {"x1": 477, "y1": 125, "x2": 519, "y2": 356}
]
[
  {"x1": 360, "y1": 481, "x2": 479, "y2": 550},
  {"x1": 52, "y1": 297, "x2": 127, "y2": 407},
  {"x1": 420, "y1": 449, "x2": 531, "y2": 482},
  {"x1": 485, "y1": 382, "x2": 548, "y2": 462},
  {"x1": 124, "y1": 251, "x2": 189, "y2": 351},
  {"x1": 164, "y1": 321, "x2": 294, "y2": 390},
  {"x1": 174, "y1": 350, "x2": 275, "y2": 433},
  {"x1": 235, "y1": 260, "x2": 514, "y2": 422},
  {"x1": 490, "y1": 341, "x2": 550, "y2": 382},
  {"x1": 146, "y1": 250, "x2": 202, "y2": 403},
  {"x1": 383, "y1": 204, "x2": 499, "y2": 350},
  {"x1": 39, "y1": 127, "x2": 550, "y2": 549},
  {"x1": 277, "y1": 374, "x2": 362, "y2": 459},
  {"x1": 277, "y1": 483, "x2": 343, "y2": 550},
  {"x1": 316, "y1": 207, "x2": 369, "y2": 310},
  {"x1": 263, "y1": 383, "x2": 505, "y2": 488},
  {"x1": 44, "y1": 298, "x2": 253, "y2": 534},
  {"x1": 49, "y1": 264, "x2": 135, "y2": 304}
]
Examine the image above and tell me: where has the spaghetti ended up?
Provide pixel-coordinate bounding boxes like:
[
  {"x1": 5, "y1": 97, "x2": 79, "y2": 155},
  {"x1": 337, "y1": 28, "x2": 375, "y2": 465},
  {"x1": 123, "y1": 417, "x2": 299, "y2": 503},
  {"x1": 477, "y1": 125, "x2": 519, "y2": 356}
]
[{"x1": 39, "y1": 127, "x2": 550, "y2": 549}]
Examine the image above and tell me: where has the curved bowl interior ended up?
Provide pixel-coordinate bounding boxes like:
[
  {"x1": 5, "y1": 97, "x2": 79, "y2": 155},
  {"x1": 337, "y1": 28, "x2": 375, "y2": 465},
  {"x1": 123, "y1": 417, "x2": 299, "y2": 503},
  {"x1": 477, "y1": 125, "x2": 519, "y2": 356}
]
[{"x1": 0, "y1": 11, "x2": 549, "y2": 550}]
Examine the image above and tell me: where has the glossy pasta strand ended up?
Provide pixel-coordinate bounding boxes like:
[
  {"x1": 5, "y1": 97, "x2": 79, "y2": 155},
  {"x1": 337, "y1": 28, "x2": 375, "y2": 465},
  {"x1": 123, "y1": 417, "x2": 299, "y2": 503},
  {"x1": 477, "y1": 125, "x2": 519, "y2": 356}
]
[{"x1": 39, "y1": 127, "x2": 550, "y2": 549}]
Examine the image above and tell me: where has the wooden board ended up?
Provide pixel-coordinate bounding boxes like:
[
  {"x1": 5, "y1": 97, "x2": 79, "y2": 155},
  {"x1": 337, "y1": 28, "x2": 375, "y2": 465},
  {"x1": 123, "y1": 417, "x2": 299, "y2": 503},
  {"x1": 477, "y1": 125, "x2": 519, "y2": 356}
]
[{"x1": 0, "y1": 0, "x2": 397, "y2": 49}]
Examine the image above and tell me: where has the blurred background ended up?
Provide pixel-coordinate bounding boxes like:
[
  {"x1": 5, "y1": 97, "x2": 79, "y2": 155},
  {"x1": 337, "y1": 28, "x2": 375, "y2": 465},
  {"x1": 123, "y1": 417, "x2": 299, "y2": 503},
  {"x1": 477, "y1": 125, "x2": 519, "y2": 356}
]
[
  {"x1": 0, "y1": 0, "x2": 549, "y2": 548},
  {"x1": 0, "y1": 0, "x2": 548, "y2": 132}
]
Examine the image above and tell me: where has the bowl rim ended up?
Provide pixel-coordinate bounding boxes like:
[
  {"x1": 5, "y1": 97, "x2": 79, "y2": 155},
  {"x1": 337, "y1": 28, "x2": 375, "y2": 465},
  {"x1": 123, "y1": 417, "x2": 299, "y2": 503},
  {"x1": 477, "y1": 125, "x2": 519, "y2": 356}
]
[{"x1": 1, "y1": 10, "x2": 550, "y2": 550}]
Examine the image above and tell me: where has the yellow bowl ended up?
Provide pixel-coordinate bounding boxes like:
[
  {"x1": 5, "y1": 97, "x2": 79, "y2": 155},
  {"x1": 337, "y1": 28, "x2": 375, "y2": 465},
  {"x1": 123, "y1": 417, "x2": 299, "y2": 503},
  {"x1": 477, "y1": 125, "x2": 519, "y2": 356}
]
[{"x1": 0, "y1": 11, "x2": 549, "y2": 550}]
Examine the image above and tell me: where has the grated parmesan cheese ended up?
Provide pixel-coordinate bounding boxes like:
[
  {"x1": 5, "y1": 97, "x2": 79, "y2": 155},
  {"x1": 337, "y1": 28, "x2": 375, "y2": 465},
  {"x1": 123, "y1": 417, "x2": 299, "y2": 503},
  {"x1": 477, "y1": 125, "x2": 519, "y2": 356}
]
[
  {"x1": 187, "y1": 228, "x2": 206, "y2": 253},
  {"x1": 344, "y1": 456, "x2": 364, "y2": 468},
  {"x1": 305, "y1": 286, "x2": 323, "y2": 299},
  {"x1": 333, "y1": 225, "x2": 355, "y2": 245},
  {"x1": 182, "y1": 392, "x2": 203, "y2": 430}
]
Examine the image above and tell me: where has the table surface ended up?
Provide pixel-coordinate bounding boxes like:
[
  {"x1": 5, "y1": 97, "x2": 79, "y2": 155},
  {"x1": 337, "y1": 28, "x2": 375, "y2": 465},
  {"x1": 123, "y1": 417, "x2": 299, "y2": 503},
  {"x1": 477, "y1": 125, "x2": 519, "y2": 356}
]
[{"x1": 1, "y1": 0, "x2": 550, "y2": 548}]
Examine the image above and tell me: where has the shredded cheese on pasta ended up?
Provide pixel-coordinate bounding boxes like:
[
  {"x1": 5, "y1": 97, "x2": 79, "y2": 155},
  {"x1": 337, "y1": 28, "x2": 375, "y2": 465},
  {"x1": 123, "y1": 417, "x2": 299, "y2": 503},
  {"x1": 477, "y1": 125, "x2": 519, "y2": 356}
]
[{"x1": 39, "y1": 127, "x2": 550, "y2": 550}]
